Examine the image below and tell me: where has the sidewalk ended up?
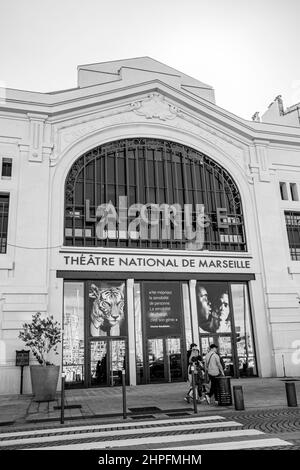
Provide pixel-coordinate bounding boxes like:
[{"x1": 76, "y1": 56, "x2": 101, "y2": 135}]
[{"x1": 0, "y1": 377, "x2": 299, "y2": 429}]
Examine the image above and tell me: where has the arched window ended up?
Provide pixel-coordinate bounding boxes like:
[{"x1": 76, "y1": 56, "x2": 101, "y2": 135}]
[{"x1": 64, "y1": 138, "x2": 246, "y2": 251}]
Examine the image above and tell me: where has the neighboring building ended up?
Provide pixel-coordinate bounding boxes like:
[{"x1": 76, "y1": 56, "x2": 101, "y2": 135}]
[
  {"x1": 0, "y1": 57, "x2": 300, "y2": 394},
  {"x1": 259, "y1": 95, "x2": 300, "y2": 127}
]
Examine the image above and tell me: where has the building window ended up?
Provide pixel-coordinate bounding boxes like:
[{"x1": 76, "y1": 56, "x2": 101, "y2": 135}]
[
  {"x1": 1, "y1": 158, "x2": 12, "y2": 178},
  {"x1": 64, "y1": 138, "x2": 246, "y2": 251},
  {"x1": 290, "y1": 183, "x2": 299, "y2": 201},
  {"x1": 63, "y1": 282, "x2": 85, "y2": 386},
  {"x1": 0, "y1": 194, "x2": 9, "y2": 253},
  {"x1": 285, "y1": 211, "x2": 300, "y2": 260},
  {"x1": 280, "y1": 182, "x2": 288, "y2": 200}
]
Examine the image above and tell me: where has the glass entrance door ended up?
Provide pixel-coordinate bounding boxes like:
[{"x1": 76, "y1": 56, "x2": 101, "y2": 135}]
[
  {"x1": 166, "y1": 338, "x2": 183, "y2": 381},
  {"x1": 199, "y1": 335, "x2": 235, "y2": 377},
  {"x1": 90, "y1": 339, "x2": 127, "y2": 387},
  {"x1": 147, "y1": 337, "x2": 183, "y2": 383}
]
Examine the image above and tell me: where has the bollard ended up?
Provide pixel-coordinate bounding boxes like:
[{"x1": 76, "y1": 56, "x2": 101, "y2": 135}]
[
  {"x1": 285, "y1": 382, "x2": 298, "y2": 407},
  {"x1": 233, "y1": 385, "x2": 245, "y2": 410},
  {"x1": 122, "y1": 369, "x2": 127, "y2": 419},
  {"x1": 191, "y1": 366, "x2": 197, "y2": 414},
  {"x1": 60, "y1": 373, "x2": 65, "y2": 424}
]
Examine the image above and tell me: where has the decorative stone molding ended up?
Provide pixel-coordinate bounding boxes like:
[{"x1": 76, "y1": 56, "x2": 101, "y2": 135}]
[
  {"x1": 254, "y1": 140, "x2": 272, "y2": 183},
  {"x1": 27, "y1": 113, "x2": 48, "y2": 162},
  {"x1": 249, "y1": 140, "x2": 272, "y2": 182},
  {"x1": 131, "y1": 93, "x2": 181, "y2": 121},
  {"x1": 52, "y1": 104, "x2": 132, "y2": 161},
  {"x1": 18, "y1": 143, "x2": 30, "y2": 160}
]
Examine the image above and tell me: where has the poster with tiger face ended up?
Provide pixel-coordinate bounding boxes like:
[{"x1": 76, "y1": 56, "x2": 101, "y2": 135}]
[{"x1": 88, "y1": 281, "x2": 126, "y2": 337}]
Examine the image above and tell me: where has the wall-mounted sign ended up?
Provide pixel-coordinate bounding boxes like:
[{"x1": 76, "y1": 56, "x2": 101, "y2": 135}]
[
  {"x1": 143, "y1": 282, "x2": 182, "y2": 337},
  {"x1": 59, "y1": 252, "x2": 253, "y2": 273}
]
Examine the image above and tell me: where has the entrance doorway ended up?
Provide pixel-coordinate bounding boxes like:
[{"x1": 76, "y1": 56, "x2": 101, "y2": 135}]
[
  {"x1": 63, "y1": 280, "x2": 128, "y2": 388},
  {"x1": 147, "y1": 337, "x2": 184, "y2": 383},
  {"x1": 90, "y1": 339, "x2": 127, "y2": 387}
]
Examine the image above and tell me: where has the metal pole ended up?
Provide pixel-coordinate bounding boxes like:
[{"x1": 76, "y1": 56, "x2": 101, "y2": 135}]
[
  {"x1": 285, "y1": 382, "x2": 298, "y2": 407},
  {"x1": 167, "y1": 353, "x2": 171, "y2": 383},
  {"x1": 60, "y1": 373, "x2": 65, "y2": 424},
  {"x1": 20, "y1": 365, "x2": 24, "y2": 395},
  {"x1": 233, "y1": 385, "x2": 245, "y2": 410},
  {"x1": 122, "y1": 369, "x2": 127, "y2": 419},
  {"x1": 191, "y1": 366, "x2": 197, "y2": 414}
]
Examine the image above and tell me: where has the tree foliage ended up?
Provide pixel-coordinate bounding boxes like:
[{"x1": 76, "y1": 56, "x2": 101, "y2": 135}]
[{"x1": 19, "y1": 312, "x2": 61, "y2": 366}]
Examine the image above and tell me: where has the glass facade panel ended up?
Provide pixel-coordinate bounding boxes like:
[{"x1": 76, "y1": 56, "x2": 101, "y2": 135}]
[
  {"x1": 90, "y1": 339, "x2": 126, "y2": 386},
  {"x1": 62, "y1": 278, "x2": 256, "y2": 386},
  {"x1": 166, "y1": 337, "x2": 182, "y2": 381},
  {"x1": 88, "y1": 281, "x2": 126, "y2": 337},
  {"x1": 196, "y1": 282, "x2": 231, "y2": 334},
  {"x1": 90, "y1": 340, "x2": 107, "y2": 386},
  {"x1": 197, "y1": 281, "x2": 257, "y2": 377},
  {"x1": 148, "y1": 338, "x2": 165, "y2": 382},
  {"x1": 231, "y1": 284, "x2": 257, "y2": 377},
  {"x1": 63, "y1": 282, "x2": 85, "y2": 385},
  {"x1": 182, "y1": 282, "x2": 193, "y2": 349},
  {"x1": 217, "y1": 336, "x2": 234, "y2": 376},
  {"x1": 134, "y1": 282, "x2": 144, "y2": 384},
  {"x1": 109, "y1": 339, "x2": 126, "y2": 386}
]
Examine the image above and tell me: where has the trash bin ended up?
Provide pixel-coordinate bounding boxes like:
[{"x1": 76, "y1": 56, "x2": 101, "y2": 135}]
[{"x1": 215, "y1": 376, "x2": 232, "y2": 406}]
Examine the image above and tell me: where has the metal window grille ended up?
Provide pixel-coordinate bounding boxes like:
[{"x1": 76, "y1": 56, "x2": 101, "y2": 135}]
[
  {"x1": 64, "y1": 138, "x2": 246, "y2": 251},
  {"x1": 285, "y1": 211, "x2": 300, "y2": 260},
  {"x1": 0, "y1": 194, "x2": 9, "y2": 253}
]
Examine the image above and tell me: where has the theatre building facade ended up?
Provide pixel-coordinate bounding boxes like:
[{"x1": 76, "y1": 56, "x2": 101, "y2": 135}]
[{"x1": 1, "y1": 58, "x2": 300, "y2": 393}]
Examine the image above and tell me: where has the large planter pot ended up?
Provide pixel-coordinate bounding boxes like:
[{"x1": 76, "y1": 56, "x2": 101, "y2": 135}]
[{"x1": 30, "y1": 365, "x2": 60, "y2": 402}]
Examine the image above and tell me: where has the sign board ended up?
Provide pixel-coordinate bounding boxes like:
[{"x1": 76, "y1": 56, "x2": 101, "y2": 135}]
[
  {"x1": 58, "y1": 251, "x2": 254, "y2": 274},
  {"x1": 16, "y1": 350, "x2": 30, "y2": 367},
  {"x1": 144, "y1": 282, "x2": 182, "y2": 337}
]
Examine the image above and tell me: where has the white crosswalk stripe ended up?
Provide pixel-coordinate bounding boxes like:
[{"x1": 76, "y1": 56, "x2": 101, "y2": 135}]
[
  {"x1": 0, "y1": 415, "x2": 292, "y2": 450},
  {"x1": 0, "y1": 415, "x2": 226, "y2": 439}
]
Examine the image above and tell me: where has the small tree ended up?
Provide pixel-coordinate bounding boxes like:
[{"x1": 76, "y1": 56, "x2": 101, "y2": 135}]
[{"x1": 19, "y1": 312, "x2": 61, "y2": 366}]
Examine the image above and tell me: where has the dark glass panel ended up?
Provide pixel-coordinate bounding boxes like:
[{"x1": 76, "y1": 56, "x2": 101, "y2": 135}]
[
  {"x1": 107, "y1": 156, "x2": 115, "y2": 183},
  {"x1": 117, "y1": 156, "x2": 126, "y2": 185}
]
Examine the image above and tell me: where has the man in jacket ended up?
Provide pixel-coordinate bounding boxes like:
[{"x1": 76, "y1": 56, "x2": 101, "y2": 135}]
[{"x1": 204, "y1": 344, "x2": 224, "y2": 404}]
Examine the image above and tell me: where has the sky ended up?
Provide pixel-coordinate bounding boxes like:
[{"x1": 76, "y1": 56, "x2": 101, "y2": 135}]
[{"x1": 0, "y1": 0, "x2": 299, "y2": 120}]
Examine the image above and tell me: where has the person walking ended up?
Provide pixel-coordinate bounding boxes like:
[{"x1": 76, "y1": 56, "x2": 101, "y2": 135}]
[
  {"x1": 187, "y1": 343, "x2": 198, "y2": 364},
  {"x1": 204, "y1": 344, "x2": 224, "y2": 405},
  {"x1": 185, "y1": 355, "x2": 206, "y2": 403},
  {"x1": 185, "y1": 343, "x2": 199, "y2": 402}
]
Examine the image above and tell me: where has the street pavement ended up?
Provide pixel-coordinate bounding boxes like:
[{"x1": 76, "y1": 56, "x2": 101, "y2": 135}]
[
  {"x1": 0, "y1": 413, "x2": 294, "y2": 450},
  {"x1": 0, "y1": 377, "x2": 299, "y2": 450}
]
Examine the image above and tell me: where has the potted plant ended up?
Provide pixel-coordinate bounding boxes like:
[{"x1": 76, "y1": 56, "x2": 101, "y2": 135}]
[{"x1": 19, "y1": 312, "x2": 61, "y2": 401}]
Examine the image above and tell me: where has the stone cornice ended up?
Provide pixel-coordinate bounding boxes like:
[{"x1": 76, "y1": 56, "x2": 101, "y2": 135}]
[{"x1": 0, "y1": 81, "x2": 299, "y2": 146}]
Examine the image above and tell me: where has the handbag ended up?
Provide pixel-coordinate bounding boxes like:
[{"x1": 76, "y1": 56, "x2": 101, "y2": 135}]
[
  {"x1": 204, "y1": 370, "x2": 210, "y2": 384},
  {"x1": 204, "y1": 353, "x2": 214, "y2": 384}
]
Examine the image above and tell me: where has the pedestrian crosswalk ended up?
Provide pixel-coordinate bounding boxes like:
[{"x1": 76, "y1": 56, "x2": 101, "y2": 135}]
[{"x1": 0, "y1": 415, "x2": 292, "y2": 450}]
